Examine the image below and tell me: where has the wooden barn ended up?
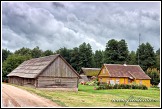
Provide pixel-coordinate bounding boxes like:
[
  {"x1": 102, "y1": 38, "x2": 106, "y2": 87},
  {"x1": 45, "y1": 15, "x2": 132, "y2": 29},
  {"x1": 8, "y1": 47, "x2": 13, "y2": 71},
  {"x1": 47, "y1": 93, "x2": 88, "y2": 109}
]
[
  {"x1": 79, "y1": 68, "x2": 100, "y2": 82},
  {"x1": 7, "y1": 54, "x2": 81, "y2": 90},
  {"x1": 98, "y1": 64, "x2": 151, "y2": 87}
]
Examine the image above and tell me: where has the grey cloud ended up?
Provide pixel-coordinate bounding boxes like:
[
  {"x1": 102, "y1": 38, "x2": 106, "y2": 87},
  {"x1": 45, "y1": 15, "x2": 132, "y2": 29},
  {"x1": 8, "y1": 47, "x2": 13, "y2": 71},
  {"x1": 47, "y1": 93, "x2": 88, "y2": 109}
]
[
  {"x1": 52, "y1": 2, "x2": 65, "y2": 8},
  {"x1": 2, "y1": 2, "x2": 160, "y2": 52}
]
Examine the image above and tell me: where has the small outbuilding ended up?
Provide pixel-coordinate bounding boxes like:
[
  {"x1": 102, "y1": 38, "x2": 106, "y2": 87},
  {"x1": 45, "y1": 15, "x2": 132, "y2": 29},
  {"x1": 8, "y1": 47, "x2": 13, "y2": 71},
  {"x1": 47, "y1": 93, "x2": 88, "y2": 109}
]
[
  {"x1": 7, "y1": 54, "x2": 81, "y2": 91},
  {"x1": 79, "y1": 68, "x2": 100, "y2": 82}
]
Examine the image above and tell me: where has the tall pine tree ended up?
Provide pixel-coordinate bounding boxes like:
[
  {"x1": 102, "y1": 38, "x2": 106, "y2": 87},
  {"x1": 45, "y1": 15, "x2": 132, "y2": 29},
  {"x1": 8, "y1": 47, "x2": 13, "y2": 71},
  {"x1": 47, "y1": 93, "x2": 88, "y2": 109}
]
[
  {"x1": 104, "y1": 39, "x2": 129, "y2": 64},
  {"x1": 127, "y1": 51, "x2": 137, "y2": 65},
  {"x1": 94, "y1": 50, "x2": 103, "y2": 67},
  {"x1": 70, "y1": 47, "x2": 80, "y2": 72},
  {"x1": 136, "y1": 42, "x2": 156, "y2": 71},
  {"x1": 78, "y1": 42, "x2": 93, "y2": 70}
]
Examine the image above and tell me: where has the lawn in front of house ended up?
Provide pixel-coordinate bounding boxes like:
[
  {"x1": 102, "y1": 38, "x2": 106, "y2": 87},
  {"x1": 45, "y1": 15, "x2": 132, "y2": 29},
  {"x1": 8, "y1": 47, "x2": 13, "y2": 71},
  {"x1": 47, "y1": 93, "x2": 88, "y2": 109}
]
[{"x1": 7, "y1": 83, "x2": 160, "y2": 107}]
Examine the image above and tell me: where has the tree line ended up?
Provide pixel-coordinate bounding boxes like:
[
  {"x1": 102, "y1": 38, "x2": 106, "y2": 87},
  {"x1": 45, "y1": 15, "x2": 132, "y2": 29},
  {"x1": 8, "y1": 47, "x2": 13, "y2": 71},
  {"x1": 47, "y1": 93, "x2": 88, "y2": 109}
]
[{"x1": 2, "y1": 39, "x2": 160, "y2": 85}]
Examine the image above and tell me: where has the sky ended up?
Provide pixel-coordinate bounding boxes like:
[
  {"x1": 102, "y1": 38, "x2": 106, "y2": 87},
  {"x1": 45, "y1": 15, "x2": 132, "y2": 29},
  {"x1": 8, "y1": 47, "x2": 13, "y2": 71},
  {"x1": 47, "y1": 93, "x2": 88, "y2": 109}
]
[{"x1": 2, "y1": 2, "x2": 161, "y2": 53}]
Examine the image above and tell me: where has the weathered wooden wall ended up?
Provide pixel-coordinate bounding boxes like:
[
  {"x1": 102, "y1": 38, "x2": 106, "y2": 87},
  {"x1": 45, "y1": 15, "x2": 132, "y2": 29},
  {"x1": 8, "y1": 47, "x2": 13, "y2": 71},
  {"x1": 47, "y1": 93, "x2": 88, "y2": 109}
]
[
  {"x1": 8, "y1": 77, "x2": 36, "y2": 87},
  {"x1": 37, "y1": 77, "x2": 78, "y2": 88},
  {"x1": 37, "y1": 57, "x2": 79, "y2": 88},
  {"x1": 8, "y1": 77, "x2": 23, "y2": 85},
  {"x1": 23, "y1": 78, "x2": 36, "y2": 87},
  {"x1": 39, "y1": 57, "x2": 78, "y2": 77}
]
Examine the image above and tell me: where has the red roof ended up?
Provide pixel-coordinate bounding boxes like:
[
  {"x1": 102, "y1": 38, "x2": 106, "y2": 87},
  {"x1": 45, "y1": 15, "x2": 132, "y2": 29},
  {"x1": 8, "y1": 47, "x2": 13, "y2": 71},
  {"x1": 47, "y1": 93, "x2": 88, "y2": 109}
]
[{"x1": 104, "y1": 64, "x2": 151, "y2": 79}]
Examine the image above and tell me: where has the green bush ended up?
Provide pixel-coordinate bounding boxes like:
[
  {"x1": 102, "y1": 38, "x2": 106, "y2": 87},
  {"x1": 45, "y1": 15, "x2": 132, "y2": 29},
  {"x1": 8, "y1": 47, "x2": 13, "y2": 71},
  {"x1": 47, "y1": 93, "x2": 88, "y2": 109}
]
[
  {"x1": 141, "y1": 85, "x2": 148, "y2": 90},
  {"x1": 125, "y1": 84, "x2": 131, "y2": 89},
  {"x1": 106, "y1": 84, "x2": 113, "y2": 89},
  {"x1": 84, "y1": 79, "x2": 100, "y2": 86},
  {"x1": 117, "y1": 84, "x2": 122, "y2": 89},
  {"x1": 96, "y1": 83, "x2": 148, "y2": 90},
  {"x1": 113, "y1": 84, "x2": 118, "y2": 89},
  {"x1": 131, "y1": 84, "x2": 136, "y2": 89},
  {"x1": 138, "y1": 85, "x2": 143, "y2": 89},
  {"x1": 94, "y1": 79, "x2": 100, "y2": 86},
  {"x1": 151, "y1": 85, "x2": 159, "y2": 88}
]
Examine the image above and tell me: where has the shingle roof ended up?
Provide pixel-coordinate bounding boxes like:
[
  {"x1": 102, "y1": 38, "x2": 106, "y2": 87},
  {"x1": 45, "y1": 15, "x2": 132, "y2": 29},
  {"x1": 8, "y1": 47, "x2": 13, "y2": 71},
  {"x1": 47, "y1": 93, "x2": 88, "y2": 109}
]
[
  {"x1": 80, "y1": 68, "x2": 101, "y2": 76},
  {"x1": 7, "y1": 54, "x2": 80, "y2": 78},
  {"x1": 103, "y1": 64, "x2": 151, "y2": 79}
]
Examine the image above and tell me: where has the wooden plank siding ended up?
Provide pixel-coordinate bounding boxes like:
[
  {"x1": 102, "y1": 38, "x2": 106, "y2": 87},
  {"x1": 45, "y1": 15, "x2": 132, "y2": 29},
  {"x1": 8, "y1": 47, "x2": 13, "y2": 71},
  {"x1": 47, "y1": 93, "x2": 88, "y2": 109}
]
[
  {"x1": 37, "y1": 57, "x2": 79, "y2": 88},
  {"x1": 8, "y1": 77, "x2": 23, "y2": 86},
  {"x1": 37, "y1": 77, "x2": 78, "y2": 88},
  {"x1": 8, "y1": 77, "x2": 36, "y2": 87},
  {"x1": 39, "y1": 57, "x2": 78, "y2": 77}
]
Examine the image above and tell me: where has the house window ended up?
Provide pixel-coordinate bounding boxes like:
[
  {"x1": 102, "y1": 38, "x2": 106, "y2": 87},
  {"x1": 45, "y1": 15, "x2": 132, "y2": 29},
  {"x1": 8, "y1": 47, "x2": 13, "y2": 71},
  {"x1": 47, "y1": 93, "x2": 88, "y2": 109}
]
[
  {"x1": 139, "y1": 80, "x2": 142, "y2": 85},
  {"x1": 116, "y1": 79, "x2": 119, "y2": 84},
  {"x1": 110, "y1": 80, "x2": 115, "y2": 85}
]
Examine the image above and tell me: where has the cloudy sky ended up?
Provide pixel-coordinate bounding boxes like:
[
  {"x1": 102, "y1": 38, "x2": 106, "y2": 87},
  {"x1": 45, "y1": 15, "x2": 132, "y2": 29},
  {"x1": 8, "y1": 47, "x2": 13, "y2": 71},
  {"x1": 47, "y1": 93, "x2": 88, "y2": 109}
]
[{"x1": 2, "y1": 2, "x2": 160, "y2": 52}]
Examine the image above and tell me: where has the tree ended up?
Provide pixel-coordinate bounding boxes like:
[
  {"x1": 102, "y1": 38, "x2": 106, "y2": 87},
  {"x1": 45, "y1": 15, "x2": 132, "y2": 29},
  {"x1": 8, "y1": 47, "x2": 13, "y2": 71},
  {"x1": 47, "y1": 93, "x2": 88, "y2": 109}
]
[
  {"x1": 104, "y1": 39, "x2": 118, "y2": 64},
  {"x1": 55, "y1": 47, "x2": 72, "y2": 63},
  {"x1": 42, "y1": 50, "x2": 54, "y2": 56},
  {"x1": 136, "y1": 42, "x2": 156, "y2": 71},
  {"x1": 2, "y1": 54, "x2": 31, "y2": 81},
  {"x1": 146, "y1": 68, "x2": 160, "y2": 85},
  {"x1": 14, "y1": 47, "x2": 32, "y2": 56},
  {"x1": 86, "y1": 43, "x2": 93, "y2": 67},
  {"x1": 117, "y1": 39, "x2": 129, "y2": 63},
  {"x1": 70, "y1": 47, "x2": 80, "y2": 72},
  {"x1": 78, "y1": 42, "x2": 93, "y2": 70},
  {"x1": 104, "y1": 39, "x2": 129, "y2": 64},
  {"x1": 155, "y1": 48, "x2": 160, "y2": 70},
  {"x1": 2, "y1": 49, "x2": 12, "y2": 62},
  {"x1": 94, "y1": 50, "x2": 103, "y2": 67},
  {"x1": 31, "y1": 46, "x2": 43, "y2": 58},
  {"x1": 127, "y1": 51, "x2": 137, "y2": 65}
]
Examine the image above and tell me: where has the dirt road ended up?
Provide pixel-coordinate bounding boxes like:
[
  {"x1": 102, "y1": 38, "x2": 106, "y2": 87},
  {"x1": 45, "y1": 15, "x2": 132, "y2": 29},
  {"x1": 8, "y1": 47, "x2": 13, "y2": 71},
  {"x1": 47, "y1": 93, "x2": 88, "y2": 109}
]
[{"x1": 2, "y1": 83, "x2": 60, "y2": 107}]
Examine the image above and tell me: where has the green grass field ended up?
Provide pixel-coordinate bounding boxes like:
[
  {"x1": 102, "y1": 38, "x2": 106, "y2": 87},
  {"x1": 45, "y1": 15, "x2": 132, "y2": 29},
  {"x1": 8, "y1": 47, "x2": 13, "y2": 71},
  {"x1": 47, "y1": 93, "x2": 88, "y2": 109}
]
[{"x1": 7, "y1": 84, "x2": 160, "y2": 107}]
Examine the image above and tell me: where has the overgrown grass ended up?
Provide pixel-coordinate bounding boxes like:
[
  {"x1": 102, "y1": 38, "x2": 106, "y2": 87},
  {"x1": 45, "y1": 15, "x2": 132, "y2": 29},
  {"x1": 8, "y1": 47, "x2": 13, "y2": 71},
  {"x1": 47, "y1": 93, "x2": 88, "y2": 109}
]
[{"x1": 4, "y1": 83, "x2": 160, "y2": 107}]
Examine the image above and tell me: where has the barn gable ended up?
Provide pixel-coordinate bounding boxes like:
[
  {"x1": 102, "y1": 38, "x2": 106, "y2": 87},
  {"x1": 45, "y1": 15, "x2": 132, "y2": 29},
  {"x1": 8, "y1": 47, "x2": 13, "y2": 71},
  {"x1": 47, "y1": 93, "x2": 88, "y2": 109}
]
[{"x1": 39, "y1": 56, "x2": 79, "y2": 78}]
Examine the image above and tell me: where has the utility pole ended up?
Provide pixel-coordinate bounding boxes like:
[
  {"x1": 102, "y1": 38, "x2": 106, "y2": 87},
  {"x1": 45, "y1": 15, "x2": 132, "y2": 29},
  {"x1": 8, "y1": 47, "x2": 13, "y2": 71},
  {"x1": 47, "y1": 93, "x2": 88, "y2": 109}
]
[{"x1": 138, "y1": 33, "x2": 141, "y2": 65}]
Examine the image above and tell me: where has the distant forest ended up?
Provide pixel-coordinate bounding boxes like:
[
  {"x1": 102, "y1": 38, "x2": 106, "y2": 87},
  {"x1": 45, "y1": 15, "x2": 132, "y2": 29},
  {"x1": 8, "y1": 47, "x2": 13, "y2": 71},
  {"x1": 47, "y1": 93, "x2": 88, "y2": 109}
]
[{"x1": 2, "y1": 39, "x2": 160, "y2": 85}]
